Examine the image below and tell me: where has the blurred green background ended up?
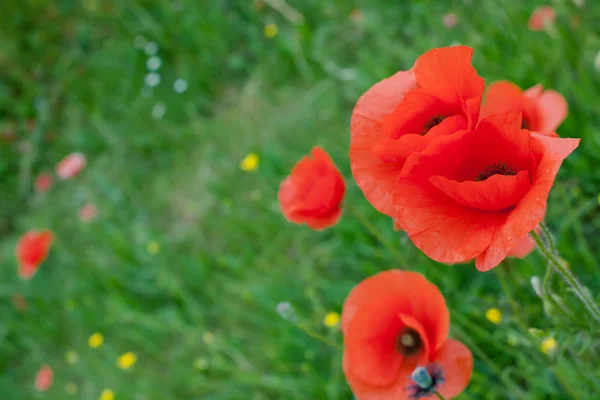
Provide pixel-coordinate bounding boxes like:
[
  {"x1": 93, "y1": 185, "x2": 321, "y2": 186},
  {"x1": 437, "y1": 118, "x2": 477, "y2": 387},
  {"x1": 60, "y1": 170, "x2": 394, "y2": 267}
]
[{"x1": 1, "y1": 0, "x2": 600, "y2": 399}]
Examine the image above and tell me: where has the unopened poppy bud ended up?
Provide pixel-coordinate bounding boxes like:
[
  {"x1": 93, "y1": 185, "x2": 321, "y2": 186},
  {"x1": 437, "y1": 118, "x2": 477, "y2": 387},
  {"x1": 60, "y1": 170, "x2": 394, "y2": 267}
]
[{"x1": 410, "y1": 366, "x2": 433, "y2": 389}]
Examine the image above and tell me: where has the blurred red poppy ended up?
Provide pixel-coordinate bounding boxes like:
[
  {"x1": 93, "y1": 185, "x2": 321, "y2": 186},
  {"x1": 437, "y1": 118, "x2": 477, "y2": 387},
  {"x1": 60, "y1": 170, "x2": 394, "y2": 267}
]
[
  {"x1": 393, "y1": 112, "x2": 578, "y2": 271},
  {"x1": 56, "y1": 152, "x2": 87, "y2": 179},
  {"x1": 342, "y1": 270, "x2": 472, "y2": 400},
  {"x1": 508, "y1": 226, "x2": 540, "y2": 258},
  {"x1": 481, "y1": 81, "x2": 567, "y2": 134},
  {"x1": 279, "y1": 147, "x2": 346, "y2": 230},
  {"x1": 78, "y1": 203, "x2": 98, "y2": 223},
  {"x1": 350, "y1": 46, "x2": 483, "y2": 217},
  {"x1": 443, "y1": 13, "x2": 458, "y2": 28},
  {"x1": 35, "y1": 173, "x2": 53, "y2": 193},
  {"x1": 35, "y1": 365, "x2": 54, "y2": 391},
  {"x1": 528, "y1": 6, "x2": 556, "y2": 31},
  {"x1": 16, "y1": 230, "x2": 55, "y2": 279}
]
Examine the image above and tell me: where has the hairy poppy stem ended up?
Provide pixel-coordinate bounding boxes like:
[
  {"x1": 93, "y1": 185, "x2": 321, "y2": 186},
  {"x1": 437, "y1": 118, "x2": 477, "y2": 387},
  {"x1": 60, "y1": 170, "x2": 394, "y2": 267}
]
[
  {"x1": 434, "y1": 391, "x2": 446, "y2": 400},
  {"x1": 531, "y1": 230, "x2": 600, "y2": 323}
]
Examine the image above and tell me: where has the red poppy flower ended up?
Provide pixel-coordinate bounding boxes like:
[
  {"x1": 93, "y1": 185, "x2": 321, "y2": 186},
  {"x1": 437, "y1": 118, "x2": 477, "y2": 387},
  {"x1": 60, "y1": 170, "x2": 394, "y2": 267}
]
[
  {"x1": 278, "y1": 147, "x2": 345, "y2": 230},
  {"x1": 481, "y1": 81, "x2": 567, "y2": 134},
  {"x1": 35, "y1": 365, "x2": 54, "y2": 392},
  {"x1": 15, "y1": 230, "x2": 55, "y2": 279},
  {"x1": 528, "y1": 6, "x2": 556, "y2": 31},
  {"x1": 56, "y1": 152, "x2": 87, "y2": 180},
  {"x1": 350, "y1": 46, "x2": 483, "y2": 217},
  {"x1": 392, "y1": 111, "x2": 579, "y2": 271},
  {"x1": 507, "y1": 226, "x2": 540, "y2": 259},
  {"x1": 35, "y1": 172, "x2": 53, "y2": 193},
  {"x1": 342, "y1": 270, "x2": 472, "y2": 400},
  {"x1": 78, "y1": 203, "x2": 98, "y2": 223}
]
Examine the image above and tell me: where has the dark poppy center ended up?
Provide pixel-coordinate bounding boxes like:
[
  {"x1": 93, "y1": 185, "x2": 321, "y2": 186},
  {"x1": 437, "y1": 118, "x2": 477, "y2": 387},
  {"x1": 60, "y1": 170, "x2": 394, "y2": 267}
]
[
  {"x1": 422, "y1": 115, "x2": 447, "y2": 135},
  {"x1": 475, "y1": 162, "x2": 517, "y2": 182},
  {"x1": 396, "y1": 327, "x2": 423, "y2": 356},
  {"x1": 521, "y1": 118, "x2": 530, "y2": 130}
]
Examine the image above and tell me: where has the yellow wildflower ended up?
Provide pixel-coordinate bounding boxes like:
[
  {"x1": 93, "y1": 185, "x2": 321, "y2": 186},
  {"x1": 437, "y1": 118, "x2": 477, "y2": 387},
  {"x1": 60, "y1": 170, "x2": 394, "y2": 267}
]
[
  {"x1": 99, "y1": 389, "x2": 115, "y2": 400},
  {"x1": 485, "y1": 308, "x2": 502, "y2": 324},
  {"x1": 117, "y1": 352, "x2": 137, "y2": 370},
  {"x1": 240, "y1": 153, "x2": 259, "y2": 171},
  {"x1": 541, "y1": 337, "x2": 557, "y2": 354},
  {"x1": 193, "y1": 357, "x2": 208, "y2": 371},
  {"x1": 147, "y1": 241, "x2": 160, "y2": 255},
  {"x1": 65, "y1": 382, "x2": 78, "y2": 395},
  {"x1": 323, "y1": 312, "x2": 340, "y2": 328},
  {"x1": 66, "y1": 350, "x2": 79, "y2": 365},
  {"x1": 88, "y1": 332, "x2": 104, "y2": 348},
  {"x1": 264, "y1": 24, "x2": 278, "y2": 38},
  {"x1": 203, "y1": 332, "x2": 215, "y2": 344}
]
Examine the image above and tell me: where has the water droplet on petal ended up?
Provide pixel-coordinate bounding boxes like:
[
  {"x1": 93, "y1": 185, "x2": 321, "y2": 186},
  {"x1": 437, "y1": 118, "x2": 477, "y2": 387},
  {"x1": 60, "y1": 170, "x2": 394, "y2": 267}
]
[
  {"x1": 507, "y1": 236, "x2": 513, "y2": 241},
  {"x1": 545, "y1": 169, "x2": 550, "y2": 173}
]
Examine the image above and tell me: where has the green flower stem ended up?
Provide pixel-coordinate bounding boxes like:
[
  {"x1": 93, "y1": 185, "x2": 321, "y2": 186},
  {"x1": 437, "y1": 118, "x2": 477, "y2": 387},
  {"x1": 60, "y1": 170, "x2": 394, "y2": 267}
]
[
  {"x1": 531, "y1": 230, "x2": 600, "y2": 323},
  {"x1": 295, "y1": 322, "x2": 342, "y2": 350},
  {"x1": 434, "y1": 391, "x2": 446, "y2": 400}
]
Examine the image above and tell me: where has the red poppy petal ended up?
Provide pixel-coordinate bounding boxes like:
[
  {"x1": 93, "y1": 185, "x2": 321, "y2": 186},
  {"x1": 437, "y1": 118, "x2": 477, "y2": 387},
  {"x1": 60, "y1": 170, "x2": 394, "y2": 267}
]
[
  {"x1": 350, "y1": 70, "x2": 418, "y2": 216},
  {"x1": 297, "y1": 208, "x2": 343, "y2": 230},
  {"x1": 507, "y1": 230, "x2": 537, "y2": 258},
  {"x1": 429, "y1": 170, "x2": 531, "y2": 212},
  {"x1": 383, "y1": 90, "x2": 454, "y2": 139},
  {"x1": 434, "y1": 340, "x2": 473, "y2": 399},
  {"x1": 342, "y1": 351, "x2": 415, "y2": 400},
  {"x1": 19, "y1": 263, "x2": 38, "y2": 279},
  {"x1": 524, "y1": 84, "x2": 544, "y2": 100},
  {"x1": 398, "y1": 313, "x2": 431, "y2": 361},
  {"x1": 534, "y1": 90, "x2": 568, "y2": 133},
  {"x1": 342, "y1": 271, "x2": 450, "y2": 356},
  {"x1": 394, "y1": 179, "x2": 505, "y2": 263},
  {"x1": 344, "y1": 306, "x2": 405, "y2": 385},
  {"x1": 481, "y1": 81, "x2": 530, "y2": 121},
  {"x1": 413, "y1": 46, "x2": 484, "y2": 107},
  {"x1": 475, "y1": 135, "x2": 580, "y2": 271}
]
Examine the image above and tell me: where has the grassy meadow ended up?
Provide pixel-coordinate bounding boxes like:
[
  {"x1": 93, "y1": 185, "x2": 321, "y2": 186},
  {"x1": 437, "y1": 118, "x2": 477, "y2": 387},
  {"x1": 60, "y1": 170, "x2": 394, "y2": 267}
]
[{"x1": 1, "y1": 0, "x2": 600, "y2": 399}]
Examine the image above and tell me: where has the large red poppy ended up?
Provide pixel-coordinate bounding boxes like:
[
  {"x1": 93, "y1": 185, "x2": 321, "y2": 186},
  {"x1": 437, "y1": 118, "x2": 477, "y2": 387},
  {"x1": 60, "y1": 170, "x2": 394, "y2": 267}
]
[
  {"x1": 392, "y1": 111, "x2": 578, "y2": 271},
  {"x1": 15, "y1": 230, "x2": 55, "y2": 279},
  {"x1": 278, "y1": 147, "x2": 346, "y2": 230},
  {"x1": 350, "y1": 46, "x2": 483, "y2": 217},
  {"x1": 342, "y1": 270, "x2": 472, "y2": 400},
  {"x1": 481, "y1": 81, "x2": 567, "y2": 134}
]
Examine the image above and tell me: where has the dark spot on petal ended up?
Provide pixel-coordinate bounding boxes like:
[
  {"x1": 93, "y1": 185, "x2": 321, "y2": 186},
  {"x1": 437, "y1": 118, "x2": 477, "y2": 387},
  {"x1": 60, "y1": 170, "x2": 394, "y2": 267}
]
[
  {"x1": 476, "y1": 162, "x2": 517, "y2": 182},
  {"x1": 422, "y1": 115, "x2": 447, "y2": 135},
  {"x1": 396, "y1": 327, "x2": 423, "y2": 356}
]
